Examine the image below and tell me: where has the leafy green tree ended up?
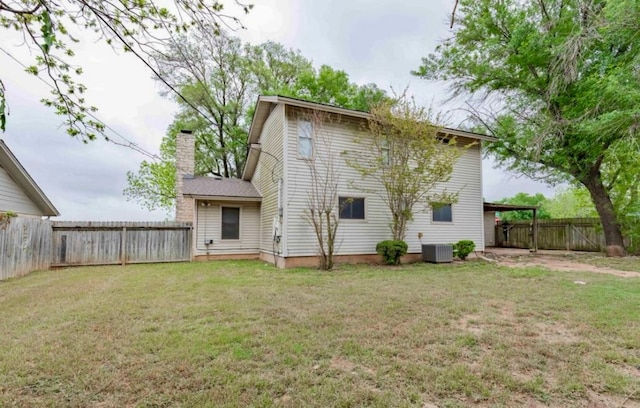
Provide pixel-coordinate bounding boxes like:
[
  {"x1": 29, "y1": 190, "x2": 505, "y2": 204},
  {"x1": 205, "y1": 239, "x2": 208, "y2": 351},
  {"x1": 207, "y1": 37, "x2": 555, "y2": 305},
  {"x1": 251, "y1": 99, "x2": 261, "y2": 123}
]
[
  {"x1": 496, "y1": 193, "x2": 551, "y2": 221},
  {"x1": 245, "y1": 41, "x2": 314, "y2": 96},
  {"x1": 544, "y1": 187, "x2": 597, "y2": 219},
  {"x1": 153, "y1": 29, "x2": 254, "y2": 178},
  {"x1": 284, "y1": 65, "x2": 387, "y2": 112},
  {"x1": 344, "y1": 93, "x2": 464, "y2": 241},
  {"x1": 124, "y1": 115, "x2": 205, "y2": 214},
  {"x1": 0, "y1": 0, "x2": 250, "y2": 140},
  {"x1": 416, "y1": 0, "x2": 640, "y2": 254},
  {"x1": 125, "y1": 32, "x2": 388, "y2": 213}
]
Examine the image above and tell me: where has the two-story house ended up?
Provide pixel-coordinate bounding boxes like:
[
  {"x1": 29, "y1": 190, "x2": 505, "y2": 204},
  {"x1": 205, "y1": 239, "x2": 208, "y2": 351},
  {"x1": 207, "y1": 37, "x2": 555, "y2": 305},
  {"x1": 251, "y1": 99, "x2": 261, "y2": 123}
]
[{"x1": 176, "y1": 95, "x2": 494, "y2": 267}]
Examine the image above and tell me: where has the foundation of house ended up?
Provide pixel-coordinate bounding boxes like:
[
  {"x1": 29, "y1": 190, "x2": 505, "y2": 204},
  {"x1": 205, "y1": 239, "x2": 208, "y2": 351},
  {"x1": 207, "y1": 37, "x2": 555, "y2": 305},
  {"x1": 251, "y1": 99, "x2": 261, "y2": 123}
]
[
  {"x1": 259, "y1": 252, "x2": 424, "y2": 268},
  {"x1": 193, "y1": 253, "x2": 259, "y2": 262},
  {"x1": 192, "y1": 252, "x2": 430, "y2": 268}
]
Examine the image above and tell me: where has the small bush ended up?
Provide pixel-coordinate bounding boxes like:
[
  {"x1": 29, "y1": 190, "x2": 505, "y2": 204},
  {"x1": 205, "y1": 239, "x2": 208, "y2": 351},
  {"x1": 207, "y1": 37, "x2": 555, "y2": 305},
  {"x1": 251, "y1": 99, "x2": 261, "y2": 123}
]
[
  {"x1": 453, "y1": 240, "x2": 476, "y2": 260},
  {"x1": 376, "y1": 240, "x2": 408, "y2": 265}
]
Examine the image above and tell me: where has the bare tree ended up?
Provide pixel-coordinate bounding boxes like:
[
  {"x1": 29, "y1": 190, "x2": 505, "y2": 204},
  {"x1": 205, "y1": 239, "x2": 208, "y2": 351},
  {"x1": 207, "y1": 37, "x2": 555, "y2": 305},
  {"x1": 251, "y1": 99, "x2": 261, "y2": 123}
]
[{"x1": 300, "y1": 109, "x2": 341, "y2": 270}]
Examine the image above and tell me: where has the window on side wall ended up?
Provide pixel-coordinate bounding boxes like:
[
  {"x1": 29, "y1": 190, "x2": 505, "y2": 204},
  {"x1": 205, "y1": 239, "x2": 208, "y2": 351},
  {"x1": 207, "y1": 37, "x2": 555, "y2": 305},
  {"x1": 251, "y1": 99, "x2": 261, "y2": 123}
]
[
  {"x1": 339, "y1": 197, "x2": 365, "y2": 220},
  {"x1": 432, "y1": 203, "x2": 453, "y2": 222},
  {"x1": 221, "y1": 207, "x2": 240, "y2": 240},
  {"x1": 381, "y1": 140, "x2": 390, "y2": 166},
  {"x1": 298, "y1": 119, "x2": 313, "y2": 159}
]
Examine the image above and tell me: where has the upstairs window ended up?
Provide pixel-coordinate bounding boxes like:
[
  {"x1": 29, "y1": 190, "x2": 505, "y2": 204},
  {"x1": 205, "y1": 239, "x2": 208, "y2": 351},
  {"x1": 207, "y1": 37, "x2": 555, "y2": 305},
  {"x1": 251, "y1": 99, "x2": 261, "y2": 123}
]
[
  {"x1": 298, "y1": 119, "x2": 313, "y2": 159},
  {"x1": 432, "y1": 203, "x2": 453, "y2": 223},
  {"x1": 339, "y1": 197, "x2": 365, "y2": 220},
  {"x1": 381, "y1": 140, "x2": 390, "y2": 166}
]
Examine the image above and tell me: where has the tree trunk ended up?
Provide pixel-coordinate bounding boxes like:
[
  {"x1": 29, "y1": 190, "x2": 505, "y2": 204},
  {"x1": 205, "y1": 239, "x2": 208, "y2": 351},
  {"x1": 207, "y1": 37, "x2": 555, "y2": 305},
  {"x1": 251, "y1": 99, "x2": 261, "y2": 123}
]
[{"x1": 582, "y1": 171, "x2": 625, "y2": 256}]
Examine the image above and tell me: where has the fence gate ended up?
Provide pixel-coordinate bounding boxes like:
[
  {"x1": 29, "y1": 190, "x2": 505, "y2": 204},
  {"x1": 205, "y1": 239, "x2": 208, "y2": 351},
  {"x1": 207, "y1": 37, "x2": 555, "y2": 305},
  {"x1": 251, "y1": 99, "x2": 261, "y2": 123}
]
[{"x1": 495, "y1": 218, "x2": 604, "y2": 252}]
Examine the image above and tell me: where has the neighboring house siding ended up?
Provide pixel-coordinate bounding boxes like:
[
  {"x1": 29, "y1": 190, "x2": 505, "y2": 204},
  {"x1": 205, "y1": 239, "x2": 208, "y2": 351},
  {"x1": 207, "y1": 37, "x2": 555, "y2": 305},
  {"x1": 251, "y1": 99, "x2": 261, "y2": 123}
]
[
  {"x1": 195, "y1": 201, "x2": 260, "y2": 255},
  {"x1": 0, "y1": 165, "x2": 43, "y2": 216},
  {"x1": 284, "y1": 108, "x2": 485, "y2": 257},
  {"x1": 254, "y1": 103, "x2": 285, "y2": 253}
]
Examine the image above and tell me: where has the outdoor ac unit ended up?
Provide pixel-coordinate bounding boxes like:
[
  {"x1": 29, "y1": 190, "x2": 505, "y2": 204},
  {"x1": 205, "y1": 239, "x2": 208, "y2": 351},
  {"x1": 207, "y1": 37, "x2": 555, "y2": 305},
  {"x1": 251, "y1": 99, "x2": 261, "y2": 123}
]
[{"x1": 422, "y1": 244, "x2": 453, "y2": 263}]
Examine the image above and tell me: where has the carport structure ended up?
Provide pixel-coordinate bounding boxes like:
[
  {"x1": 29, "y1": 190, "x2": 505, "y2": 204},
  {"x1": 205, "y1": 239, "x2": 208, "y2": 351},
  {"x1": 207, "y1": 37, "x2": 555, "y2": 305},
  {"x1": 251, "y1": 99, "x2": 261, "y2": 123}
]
[{"x1": 483, "y1": 202, "x2": 539, "y2": 252}]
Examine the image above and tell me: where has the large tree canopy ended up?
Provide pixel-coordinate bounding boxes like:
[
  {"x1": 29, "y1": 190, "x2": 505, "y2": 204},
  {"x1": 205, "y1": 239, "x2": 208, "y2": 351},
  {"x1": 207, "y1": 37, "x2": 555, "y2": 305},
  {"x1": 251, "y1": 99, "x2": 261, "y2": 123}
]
[
  {"x1": 416, "y1": 0, "x2": 640, "y2": 254},
  {"x1": 543, "y1": 187, "x2": 597, "y2": 219},
  {"x1": 495, "y1": 193, "x2": 551, "y2": 221},
  {"x1": 125, "y1": 29, "x2": 387, "y2": 214},
  {"x1": 0, "y1": 0, "x2": 251, "y2": 140}
]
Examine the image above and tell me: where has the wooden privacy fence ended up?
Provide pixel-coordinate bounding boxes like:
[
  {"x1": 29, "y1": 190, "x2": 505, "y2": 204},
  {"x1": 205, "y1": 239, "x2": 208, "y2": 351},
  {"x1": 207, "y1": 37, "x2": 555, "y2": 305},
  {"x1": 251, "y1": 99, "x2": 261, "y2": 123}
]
[
  {"x1": 1, "y1": 219, "x2": 192, "y2": 280},
  {"x1": 0, "y1": 217, "x2": 53, "y2": 280},
  {"x1": 51, "y1": 221, "x2": 192, "y2": 267},
  {"x1": 495, "y1": 218, "x2": 605, "y2": 252}
]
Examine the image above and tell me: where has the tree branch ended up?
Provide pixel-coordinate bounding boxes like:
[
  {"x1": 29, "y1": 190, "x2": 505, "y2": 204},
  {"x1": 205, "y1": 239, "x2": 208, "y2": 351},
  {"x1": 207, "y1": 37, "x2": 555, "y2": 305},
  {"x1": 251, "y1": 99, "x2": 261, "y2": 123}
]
[{"x1": 0, "y1": 1, "x2": 42, "y2": 15}]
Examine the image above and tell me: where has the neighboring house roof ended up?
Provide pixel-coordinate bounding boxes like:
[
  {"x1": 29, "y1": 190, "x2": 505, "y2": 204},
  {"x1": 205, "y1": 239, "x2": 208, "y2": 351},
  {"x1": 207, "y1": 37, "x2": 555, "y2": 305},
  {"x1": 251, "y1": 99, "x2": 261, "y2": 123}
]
[
  {"x1": 243, "y1": 95, "x2": 497, "y2": 180},
  {"x1": 183, "y1": 176, "x2": 261, "y2": 200},
  {"x1": 0, "y1": 139, "x2": 59, "y2": 216}
]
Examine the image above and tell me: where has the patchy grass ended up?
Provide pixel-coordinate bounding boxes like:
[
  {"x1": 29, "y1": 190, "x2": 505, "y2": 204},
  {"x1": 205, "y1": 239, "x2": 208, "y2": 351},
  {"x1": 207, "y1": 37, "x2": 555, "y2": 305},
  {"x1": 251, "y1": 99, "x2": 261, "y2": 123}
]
[
  {"x1": 1, "y1": 260, "x2": 639, "y2": 407},
  {"x1": 579, "y1": 254, "x2": 640, "y2": 272}
]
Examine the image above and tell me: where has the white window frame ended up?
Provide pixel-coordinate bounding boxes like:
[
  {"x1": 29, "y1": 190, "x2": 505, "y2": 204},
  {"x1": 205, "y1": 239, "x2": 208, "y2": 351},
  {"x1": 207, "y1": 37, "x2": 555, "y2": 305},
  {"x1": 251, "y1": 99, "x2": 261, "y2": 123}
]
[
  {"x1": 381, "y1": 140, "x2": 390, "y2": 166},
  {"x1": 338, "y1": 196, "x2": 367, "y2": 221},
  {"x1": 431, "y1": 203, "x2": 453, "y2": 223},
  {"x1": 220, "y1": 205, "x2": 242, "y2": 240},
  {"x1": 297, "y1": 119, "x2": 313, "y2": 159}
]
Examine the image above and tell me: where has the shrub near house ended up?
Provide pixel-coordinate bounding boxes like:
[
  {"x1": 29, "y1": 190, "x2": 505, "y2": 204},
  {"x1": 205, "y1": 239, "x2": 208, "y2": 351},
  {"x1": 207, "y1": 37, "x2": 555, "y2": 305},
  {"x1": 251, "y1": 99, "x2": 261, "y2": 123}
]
[
  {"x1": 376, "y1": 240, "x2": 408, "y2": 265},
  {"x1": 453, "y1": 240, "x2": 475, "y2": 260}
]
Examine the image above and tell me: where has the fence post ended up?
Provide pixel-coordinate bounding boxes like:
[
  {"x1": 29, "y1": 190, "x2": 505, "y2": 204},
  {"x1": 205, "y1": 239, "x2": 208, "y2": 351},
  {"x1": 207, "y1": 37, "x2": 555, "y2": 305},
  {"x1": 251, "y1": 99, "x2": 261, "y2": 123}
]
[
  {"x1": 532, "y1": 209, "x2": 538, "y2": 252},
  {"x1": 121, "y1": 226, "x2": 127, "y2": 266},
  {"x1": 565, "y1": 222, "x2": 571, "y2": 250}
]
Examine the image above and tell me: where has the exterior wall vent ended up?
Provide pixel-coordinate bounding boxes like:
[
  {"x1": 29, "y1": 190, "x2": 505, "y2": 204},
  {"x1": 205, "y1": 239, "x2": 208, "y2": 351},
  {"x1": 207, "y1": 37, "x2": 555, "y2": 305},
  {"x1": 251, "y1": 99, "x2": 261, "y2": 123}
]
[{"x1": 422, "y1": 244, "x2": 453, "y2": 263}]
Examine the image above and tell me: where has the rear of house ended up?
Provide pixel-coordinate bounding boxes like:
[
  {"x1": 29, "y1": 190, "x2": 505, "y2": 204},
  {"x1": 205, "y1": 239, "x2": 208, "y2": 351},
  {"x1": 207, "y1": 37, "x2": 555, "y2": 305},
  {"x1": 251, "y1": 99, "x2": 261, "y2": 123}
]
[
  {"x1": 247, "y1": 96, "x2": 490, "y2": 266},
  {"x1": 177, "y1": 96, "x2": 491, "y2": 267}
]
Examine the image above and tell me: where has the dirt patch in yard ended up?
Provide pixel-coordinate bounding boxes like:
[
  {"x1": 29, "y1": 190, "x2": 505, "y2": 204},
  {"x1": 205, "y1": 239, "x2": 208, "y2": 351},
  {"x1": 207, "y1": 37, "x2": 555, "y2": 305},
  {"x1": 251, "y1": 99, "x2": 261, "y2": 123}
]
[
  {"x1": 492, "y1": 253, "x2": 640, "y2": 278},
  {"x1": 586, "y1": 389, "x2": 640, "y2": 408},
  {"x1": 329, "y1": 357, "x2": 375, "y2": 376}
]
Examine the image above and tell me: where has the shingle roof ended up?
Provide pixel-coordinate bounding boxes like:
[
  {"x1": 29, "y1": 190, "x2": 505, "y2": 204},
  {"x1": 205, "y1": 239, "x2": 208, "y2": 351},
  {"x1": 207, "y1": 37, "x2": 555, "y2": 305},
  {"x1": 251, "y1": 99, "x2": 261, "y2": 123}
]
[
  {"x1": 0, "y1": 139, "x2": 59, "y2": 216},
  {"x1": 182, "y1": 176, "x2": 261, "y2": 199}
]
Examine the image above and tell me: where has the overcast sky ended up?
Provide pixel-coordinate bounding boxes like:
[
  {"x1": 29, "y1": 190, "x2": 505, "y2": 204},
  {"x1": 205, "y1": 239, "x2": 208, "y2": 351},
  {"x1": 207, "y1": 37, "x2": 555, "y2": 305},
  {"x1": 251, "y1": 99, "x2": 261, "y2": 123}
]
[{"x1": 0, "y1": 0, "x2": 555, "y2": 221}]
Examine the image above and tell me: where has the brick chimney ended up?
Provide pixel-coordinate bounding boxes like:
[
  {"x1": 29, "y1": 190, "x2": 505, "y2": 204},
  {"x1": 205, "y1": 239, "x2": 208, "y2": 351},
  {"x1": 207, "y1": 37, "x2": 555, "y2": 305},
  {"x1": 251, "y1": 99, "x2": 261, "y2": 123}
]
[{"x1": 175, "y1": 130, "x2": 195, "y2": 222}]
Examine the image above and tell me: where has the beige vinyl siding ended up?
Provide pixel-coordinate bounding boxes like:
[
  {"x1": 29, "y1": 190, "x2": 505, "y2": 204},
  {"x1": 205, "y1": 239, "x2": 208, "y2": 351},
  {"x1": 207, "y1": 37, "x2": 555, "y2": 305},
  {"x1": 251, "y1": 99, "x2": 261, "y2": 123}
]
[
  {"x1": 405, "y1": 140, "x2": 485, "y2": 252},
  {"x1": 0, "y1": 165, "x2": 43, "y2": 216},
  {"x1": 284, "y1": 109, "x2": 485, "y2": 256},
  {"x1": 194, "y1": 201, "x2": 260, "y2": 255},
  {"x1": 253, "y1": 103, "x2": 285, "y2": 253},
  {"x1": 284, "y1": 109, "x2": 388, "y2": 256},
  {"x1": 484, "y1": 211, "x2": 496, "y2": 247}
]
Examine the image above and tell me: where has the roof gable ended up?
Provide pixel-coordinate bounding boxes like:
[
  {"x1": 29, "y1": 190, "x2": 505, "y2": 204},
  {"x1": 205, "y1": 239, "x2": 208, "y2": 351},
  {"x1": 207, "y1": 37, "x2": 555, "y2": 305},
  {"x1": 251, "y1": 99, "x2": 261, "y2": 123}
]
[
  {"x1": 246, "y1": 95, "x2": 496, "y2": 146},
  {"x1": 243, "y1": 95, "x2": 496, "y2": 181},
  {"x1": 0, "y1": 140, "x2": 59, "y2": 216}
]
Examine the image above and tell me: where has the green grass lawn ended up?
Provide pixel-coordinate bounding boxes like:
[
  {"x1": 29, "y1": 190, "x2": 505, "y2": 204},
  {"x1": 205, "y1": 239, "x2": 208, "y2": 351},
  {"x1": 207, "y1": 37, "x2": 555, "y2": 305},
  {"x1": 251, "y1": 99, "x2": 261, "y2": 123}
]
[{"x1": 1, "y1": 260, "x2": 639, "y2": 407}]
